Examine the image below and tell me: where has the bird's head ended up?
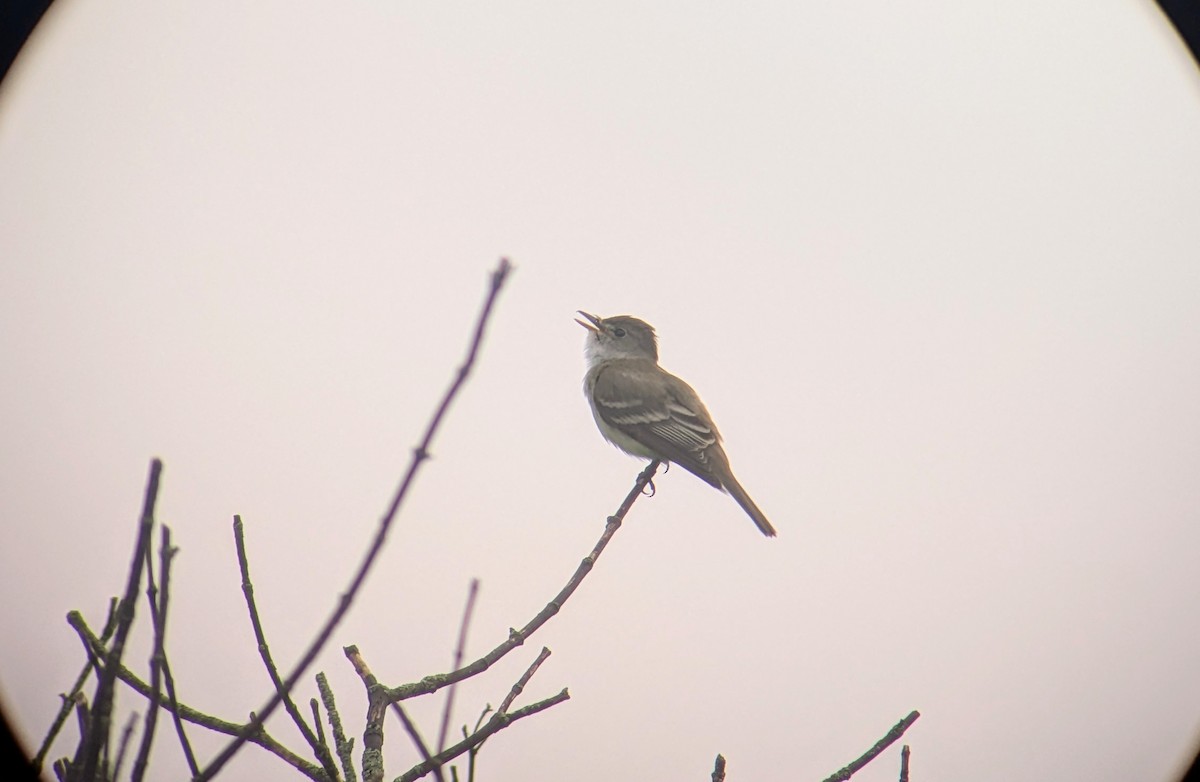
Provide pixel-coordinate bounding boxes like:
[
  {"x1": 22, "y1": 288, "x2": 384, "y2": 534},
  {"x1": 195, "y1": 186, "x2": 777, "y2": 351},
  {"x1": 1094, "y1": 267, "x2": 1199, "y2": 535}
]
[{"x1": 575, "y1": 311, "x2": 659, "y2": 364}]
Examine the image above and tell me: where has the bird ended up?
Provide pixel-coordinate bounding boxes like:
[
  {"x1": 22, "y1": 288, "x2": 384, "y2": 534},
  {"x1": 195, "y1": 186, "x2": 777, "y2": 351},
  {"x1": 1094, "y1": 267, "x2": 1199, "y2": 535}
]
[{"x1": 576, "y1": 311, "x2": 777, "y2": 537}]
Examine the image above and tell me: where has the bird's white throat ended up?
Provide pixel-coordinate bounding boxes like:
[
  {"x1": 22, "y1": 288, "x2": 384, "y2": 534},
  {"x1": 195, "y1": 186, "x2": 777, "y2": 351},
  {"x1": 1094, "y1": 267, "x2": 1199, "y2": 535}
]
[{"x1": 583, "y1": 335, "x2": 617, "y2": 369}]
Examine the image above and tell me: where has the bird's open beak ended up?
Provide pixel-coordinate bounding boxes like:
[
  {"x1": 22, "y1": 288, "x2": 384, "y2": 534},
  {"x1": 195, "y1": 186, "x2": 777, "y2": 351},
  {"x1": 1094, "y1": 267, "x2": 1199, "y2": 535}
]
[{"x1": 575, "y1": 310, "x2": 602, "y2": 333}]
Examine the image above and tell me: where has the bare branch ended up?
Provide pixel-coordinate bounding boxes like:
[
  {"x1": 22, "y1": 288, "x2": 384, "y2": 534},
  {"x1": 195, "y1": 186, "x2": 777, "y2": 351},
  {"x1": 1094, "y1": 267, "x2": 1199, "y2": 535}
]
[
  {"x1": 344, "y1": 645, "x2": 388, "y2": 782},
  {"x1": 436, "y1": 580, "x2": 480, "y2": 753},
  {"x1": 310, "y1": 699, "x2": 330, "y2": 764},
  {"x1": 396, "y1": 690, "x2": 570, "y2": 782},
  {"x1": 345, "y1": 644, "x2": 443, "y2": 782},
  {"x1": 66, "y1": 611, "x2": 328, "y2": 782},
  {"x1": 73, "y1": 458, "x2": 162, "y2": 782},
  {"x1": 33, "y1": 598, "x2": 118, "y2": 773},
  {"x1": 111, "y1": 711, "x2": 139, "y2": 782},
  {"x1": 822, "y1": 711, "x2": 921, "y2": 782},
  {"x1": 899, "y1": 744, "x2": 910, "y2": 782},
  {"x1": 198, "y1": 258, "x2": 513, "y2": 780},
  {"x1": 151, "y1": 526, "x2": 199, "y2": 776},
  {"x1": 317, "y1": 673, "x2": 357, "y2": 782},
  {"x1": 465, "y1": 704, "x2": 492, "y2": 782},
  {"x1": 235, "y1": 516, "x2": 341, "y2": 780},
  {"x1": 71, "y1": 695, "x2": 89, "y2": 745},
  {"x1": 465, "y1": 647, "x2": 552, "y2": 774},
  {"x1": 495, "y1": 647, "x2": 550, "y2": 718},
  {"x1": 387, "y1": 460, "x2": 661, "y2": 703},
  {"x1": 131, "y1": 526, "x2": 178, "y2": 782},
  {"x1": 711, "y1": 754, "x2": 726, "y2": 782},
  {"x1": 390, "y1": 704, "x2": 442, "y2": 782}
]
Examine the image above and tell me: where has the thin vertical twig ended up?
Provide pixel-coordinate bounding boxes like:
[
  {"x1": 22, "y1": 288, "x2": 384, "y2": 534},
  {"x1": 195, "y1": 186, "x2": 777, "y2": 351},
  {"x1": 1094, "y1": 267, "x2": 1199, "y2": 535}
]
[
  {"x1": 153, "y1": 526, "x2": 197, "y2": 775},
  {"x1": 72, "y1": 458, "x2": 162, "y2": 782},
  {"x1": 101, "y1": 723, "x2": 110, "y2": 781},
  {"x1": 899, "y1": 744, "x2": 911, "y2": 782},
  {"x1": 71, "y1": 697, "x2": 90, "y2": 751},
  {"x1": 436, "y1": 580, "x2": 480, "y2": 753},
  {"x1": 111, "y1": 711, "x2": 140, "y2": 782},
  {"x1": 131, "y1": 526, "x2": 178, "y2": 782},
  {"x1": 466, "y1": 706, "x2": 491, "y2": 782},
  {"x1": 310, "y1": 698, "x2": 329, "y2": 759},
  {"x1": 198, "y1": 258, "x2": 513, "y2": 781},
  {"x1": 318, "y1": 673, "x2": 356, "y2": 782}
]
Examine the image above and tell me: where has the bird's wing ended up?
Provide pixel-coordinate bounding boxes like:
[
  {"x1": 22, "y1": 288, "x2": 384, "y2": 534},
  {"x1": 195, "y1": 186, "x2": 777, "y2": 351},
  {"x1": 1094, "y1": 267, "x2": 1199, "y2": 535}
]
[{"x1": 590, "y1": 362, "x2": 725, "y2": 488}]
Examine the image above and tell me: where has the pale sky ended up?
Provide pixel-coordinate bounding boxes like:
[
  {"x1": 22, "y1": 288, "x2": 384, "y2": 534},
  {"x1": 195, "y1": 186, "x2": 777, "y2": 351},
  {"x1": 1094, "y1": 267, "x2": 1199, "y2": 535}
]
[{"x1": 3, "y1": 2, "x2": 1200, "y2": 781}]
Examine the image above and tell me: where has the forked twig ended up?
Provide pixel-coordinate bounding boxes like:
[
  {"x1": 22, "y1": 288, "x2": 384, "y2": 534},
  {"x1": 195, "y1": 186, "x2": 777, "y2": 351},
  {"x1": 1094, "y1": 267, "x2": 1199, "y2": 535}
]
[
  {"x1": 234, "y1": 516, "x2": 340, "y2": 780},
  {"x1": 495, "y1": 647, "x2": 550, "y2": 718},
  {"x1": 464, "y1": 647, "x2": 552, "y2": 772},
  {"x1": 345, "y1": 459, "x2": 658, "y2": 779},
  {"x1": 344, "y1": 645, "x2": 441, "y2": 782},
  {"x1": 396, "y1": 690, "x2": 570, "y2": 782},
  {"x1": 465, "y1": 704, "x2": 492, "y2": 782}
]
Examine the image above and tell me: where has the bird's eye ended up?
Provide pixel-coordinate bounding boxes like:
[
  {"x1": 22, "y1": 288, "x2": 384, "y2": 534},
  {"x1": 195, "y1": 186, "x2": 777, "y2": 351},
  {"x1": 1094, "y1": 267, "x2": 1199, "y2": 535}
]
[{"x1": 613, "y1": 327, "x2": 626, "y2": 338}]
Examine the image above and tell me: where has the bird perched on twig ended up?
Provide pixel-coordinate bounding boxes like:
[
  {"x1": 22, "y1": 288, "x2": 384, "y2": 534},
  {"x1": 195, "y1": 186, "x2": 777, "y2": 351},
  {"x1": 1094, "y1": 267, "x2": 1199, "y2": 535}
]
[{"x1": 576, "y1": 311, "x2": 776, "y2": 537}]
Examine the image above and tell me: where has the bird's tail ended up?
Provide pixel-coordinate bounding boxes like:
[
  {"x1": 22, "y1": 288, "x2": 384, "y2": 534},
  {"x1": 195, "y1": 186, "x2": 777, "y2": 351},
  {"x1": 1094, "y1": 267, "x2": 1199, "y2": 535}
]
[{"x1": 723, "y1": 473, "x2": 777, "y2": 537}]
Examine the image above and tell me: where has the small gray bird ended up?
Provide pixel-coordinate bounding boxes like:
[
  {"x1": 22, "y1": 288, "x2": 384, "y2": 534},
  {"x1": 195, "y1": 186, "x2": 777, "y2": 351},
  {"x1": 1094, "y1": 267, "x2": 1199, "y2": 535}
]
[{"x1": 576, "y1": 311, "x2": 777, "y2": 537}]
